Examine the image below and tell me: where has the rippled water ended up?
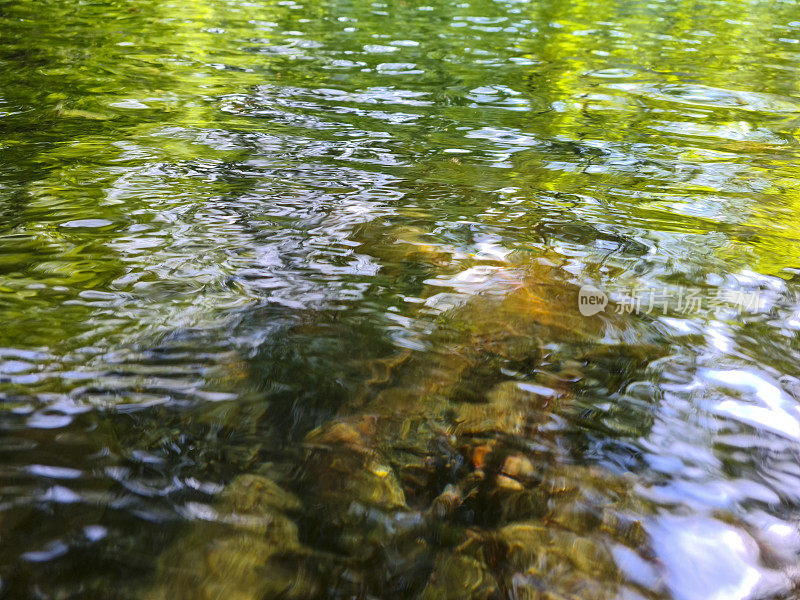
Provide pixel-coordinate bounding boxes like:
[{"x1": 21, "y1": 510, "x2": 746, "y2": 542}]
[{"x1": 3, "y1": 0, "x2": 800, "y2": 598}]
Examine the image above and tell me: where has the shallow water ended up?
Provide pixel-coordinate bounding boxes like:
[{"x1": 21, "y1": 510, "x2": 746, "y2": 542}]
[{"x1": 3, "y1": 0, "x2": 800, "y2": 597}]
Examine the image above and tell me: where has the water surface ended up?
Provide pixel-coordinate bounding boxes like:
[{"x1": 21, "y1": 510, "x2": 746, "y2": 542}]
[{"x1": 2, "y1": 0, "x2": 800, "y2": 598}]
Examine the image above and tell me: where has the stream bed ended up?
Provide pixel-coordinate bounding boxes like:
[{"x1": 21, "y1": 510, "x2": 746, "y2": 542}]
[{"x1": 3, "y1": 0, "x2": 800, "y2": 598}]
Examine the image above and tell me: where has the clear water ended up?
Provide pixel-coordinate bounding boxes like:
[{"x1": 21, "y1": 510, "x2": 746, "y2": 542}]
[{"x1": 2, "y1": 0, "x2": 800, "y2": 598}]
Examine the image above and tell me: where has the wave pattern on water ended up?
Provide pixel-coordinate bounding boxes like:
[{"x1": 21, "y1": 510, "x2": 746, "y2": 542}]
[{"x1": 3, "y1": 0, "x2": 800, "y2": 597}]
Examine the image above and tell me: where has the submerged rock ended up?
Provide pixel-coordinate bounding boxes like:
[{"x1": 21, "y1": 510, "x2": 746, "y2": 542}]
[
  {"x1": 145, "y1": 259, "x2": 667, "y2": 599},
  {"x1": 145, "y1": 474, "x2": 314, "y2": 600},
  {"x1": 421, "y1": 552, "x2": 499, "y2": 600}
]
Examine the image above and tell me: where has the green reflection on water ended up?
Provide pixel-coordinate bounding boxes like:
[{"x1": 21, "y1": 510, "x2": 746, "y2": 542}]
[{"x1": 3, "y1": 0, "x2": 800, "y2": 597}]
